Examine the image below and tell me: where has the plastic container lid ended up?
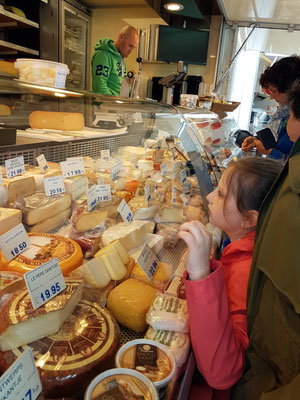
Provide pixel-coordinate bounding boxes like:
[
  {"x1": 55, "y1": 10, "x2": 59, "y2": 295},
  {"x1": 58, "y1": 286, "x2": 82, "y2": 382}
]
[
  {"x1": 115, "y1": 339, "x2": 176, "y2": 390},
  {"x1": 84, "y1": 367, "x2": 158, "y2": 400},
  {"x1": 15, "y1": 58, "x2": 69, "y2": 72}
]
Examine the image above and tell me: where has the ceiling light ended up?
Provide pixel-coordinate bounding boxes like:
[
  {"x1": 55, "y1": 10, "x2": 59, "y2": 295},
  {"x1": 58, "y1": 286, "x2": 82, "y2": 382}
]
[{"x1": 164, "y1": 3, "x2": 184, "y2": 12}]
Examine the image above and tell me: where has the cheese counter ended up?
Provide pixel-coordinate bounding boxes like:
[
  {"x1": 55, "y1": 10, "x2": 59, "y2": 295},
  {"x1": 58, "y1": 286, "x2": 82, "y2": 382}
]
[{"x1": 0, "y1": 77, "x2": 229, "y2": 399}]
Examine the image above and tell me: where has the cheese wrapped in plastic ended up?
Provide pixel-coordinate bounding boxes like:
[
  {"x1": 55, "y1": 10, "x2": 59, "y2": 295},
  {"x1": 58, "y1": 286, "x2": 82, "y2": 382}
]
[
  {"x1": 145, "y1": 326, "x2": 190, "y2": 367},
  {"x1": 107, "y1": 278, "x2": 158, "y2": 332},
  {"x1": 131, "y1": 262, "x2": 173, "y2": 291},
  {"x1": 156, "y1": 223, "x2": 181, "y2": 249},
  {"x1": 160, "y1": 204, "x2": 184, "y2": 224},
  {"x1": 146, "y1": 293, "x2": 189, "y2": 333},
  {"x1": 128, "y1": 195, "x2": 158, "y2": 220}
]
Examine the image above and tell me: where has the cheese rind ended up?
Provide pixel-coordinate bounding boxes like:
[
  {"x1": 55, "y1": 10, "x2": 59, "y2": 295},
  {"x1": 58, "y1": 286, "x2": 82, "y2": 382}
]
[
  {"x1": 107, "y1": 278, "x2": 158, "y2": 332},
  {"x1": 28, "y1": 207, "x2": 71, "y2": 233},
  {"x1": 0, "y1": 279, "x2": 83, "y2": 351},
  {"x1": 0, "y1": 207, "x2": 22, "y2": 235}
]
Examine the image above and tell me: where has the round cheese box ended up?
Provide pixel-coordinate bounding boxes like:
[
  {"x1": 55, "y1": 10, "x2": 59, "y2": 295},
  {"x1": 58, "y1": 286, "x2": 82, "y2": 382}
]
[
  {"x1": 0, "y1": 299, "x2": 120, "y2": 398},
  {"x1": 3, "y1": 232, "x2": 83, "y2": 276}
]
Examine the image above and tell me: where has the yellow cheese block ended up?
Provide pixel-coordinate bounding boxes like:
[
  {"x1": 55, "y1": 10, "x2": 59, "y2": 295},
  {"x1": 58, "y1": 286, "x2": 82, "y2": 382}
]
[
  {"x1": 95, "y1": 240, "x2": 129, "y2": 264},
  {"x1": 100, "y1": 251, "x2": 127, "y2": 281},
  {"x1": 2, "y1": 233, "x2": 83, "y2": 276},
  {"x1": 0, "y1": 208, "x2": 22, "y2": 236},
  {"x1": 107, "y1": 278, "x2": 158, "y2": 332},
  {"x1": 131, "y1": 262, "x2": 174, "y2": 291},
  {"x1": 29, "y1": 111, "x2": 84, "y2": 131},
  {"x1": 4, "y1": 175, "x2": 36, "y2": 203}
]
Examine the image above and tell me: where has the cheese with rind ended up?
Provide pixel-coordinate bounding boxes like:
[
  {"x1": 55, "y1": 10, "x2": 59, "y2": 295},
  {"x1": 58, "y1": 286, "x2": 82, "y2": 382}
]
[
  {"x1": 4, "y1": 175, "x2": 36, "y2": 203},
  {"x1": 64, "y1": 175, "x2": 88, "y2": 200},
  {"x1": 0, "y1": 207, "x2": 22, "y2": 235},
  {"x1": 29, "y1": 111, "x2": 84, "y2": 131},
  {"x1": 100, "y1": 251, "x2": 127, "y2": 281},
  {"x1": 80, "y1": 257, "x2": 111, "y2": 288},
  {"x1": 131, "y1": 261, "x2": 173, "y2": 291},
  {"x1": 94, "y1": 240, "x2": 129, "y2": 264},
  {"x1": 28, "y1": 207, "x2": 71, "y2": 233}
]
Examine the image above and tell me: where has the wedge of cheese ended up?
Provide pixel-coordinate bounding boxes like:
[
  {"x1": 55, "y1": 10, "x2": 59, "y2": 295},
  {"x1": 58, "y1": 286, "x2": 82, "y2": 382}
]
[
  {"x1": 95, "y1": 240, "x2": 129, "y2": 264},
  {"x1": 64, "y1": 175, "x2": 88, "y2": 200},
  {"x1": 107, "y1": 278, "x2": 158, "y2": 332},
  {"x1": 101, "y1": 220, "x2": 155, "y2": 251},
  {"x1": 28, "y1": 208, "x2": 71, "y2": 233},
  {"x1": 29, "y1": 111, "x2": 84, "y2": 131},
  {"x1": 131, "y1": 261, "x2": 173, "y2": 291},
  {"x1": 0, "y1": 207, "x2": 22, "y2": 235},
  {"x1": 80, "y1": 258, "x2": 111, "y2": 288},
  {"x1": 0, "y1": 279, "x2": 83, "y2": 351},
  {"x1": 128, "y1": 234, "x2": 164, "y2": 261},
  {"x1": 73, "y1": 209, "x2": 108, "y2": 233},
  {"x1": 18, "y1": 192, "x2": 72, "y2": 225},
  {"x1": 4, "y1": 175, "x2": 36, "y2": 203},
  {"x1": 100, "y1": 251, "x2": 127, "y2": 281}
]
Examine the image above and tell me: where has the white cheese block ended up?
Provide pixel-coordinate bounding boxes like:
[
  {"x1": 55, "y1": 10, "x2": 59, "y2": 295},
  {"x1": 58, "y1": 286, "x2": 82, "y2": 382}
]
[
  {"x1": 138, "y1": 159, "x2": 154, "y2": 171},
  {"x1": 64, "y1": 175, "x2": 88, "y2": 200},
  {"x1": 0, "y1": 185, "x2": 8, "y2": 207},
  {"x1": 80, "y1": 257, "x2": 111, "y2": 288},
  {"x1": 161, "y1": 206, "x2": 184, "y2": 223},
  {"x1": 101, "y1": 220, "x2": 155, "y2": 250},
  {"x1": 4, "y1": 175, "x2": 36, "y2": 203},
  {"x1": 0, "y1": 207, "x2": 22, "y2": 235},
  {"x1": 28, "y1": 207, "x2": 71, "y2": 232},
  {"x1": 19, "y1": 192, "x2": 72, "y2": 225},
  {"x1": 100, "y1": 251, "x2": 127, "y2": 280},
  {"x1": 128, "y1": 234, "x2": 164, "y2": 261},
  {"x1": 0, "y1": 279, "x2": 83, "y2": 351},
  {"x1": 95, "y1": 239, "x2": 129, "y2": 264}
]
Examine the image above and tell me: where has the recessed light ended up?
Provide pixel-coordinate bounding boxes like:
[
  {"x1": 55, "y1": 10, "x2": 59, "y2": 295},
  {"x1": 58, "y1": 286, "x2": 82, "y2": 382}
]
[{"x1": 164, "y1": 3, "x2": 184, "y2": 12}]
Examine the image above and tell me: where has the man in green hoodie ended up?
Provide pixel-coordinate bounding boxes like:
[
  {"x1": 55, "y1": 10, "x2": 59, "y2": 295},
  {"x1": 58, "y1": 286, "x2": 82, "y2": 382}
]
[{"x1": 91, "y1": 26, "x2": 139, "y2": 96}]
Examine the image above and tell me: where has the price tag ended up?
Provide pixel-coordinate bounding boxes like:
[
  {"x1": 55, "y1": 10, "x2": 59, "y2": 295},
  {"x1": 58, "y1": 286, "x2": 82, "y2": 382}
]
[
  {"x1": 180, "y1": 193, "x2": 189, "y2": 207},
  {"x1": 137, "y1": 244, "x2": 159, "y2": 281},
  {"x1": 0, "y1": 223, "x2": 30, "y2": 262},
  {"x1": 118, "y1": 199, "x2": 133, "y2": 224},
  {"x1": 43, "y1": 175, "x2": 65, "y2": 197},
  {"x1": 87, "y1": 185, "x2": 98, "y2": 211},
  {"x1": 144, "y1": 184, "x2": 151, "y2": 205},
  {"x1": 98, "y1": 177, "x2": 104, "y2": 185},
  {"x1": 36, "y1": 154, "x2": 49, "y2": 174},
  {"x1": 60, "y1": 159, "x2": 85, "y2": 178},
  {"x1": 0, "y1": 168, "x2": 3, "y2": 185},
  {"x1": 5, "y1": 156, "x2": 25, "y2": 178},
  {"x1": 97, "y1": 184, "x2": 112, "y2": 202},
  {"x1": 111, "y1": 157, "x2": 123, "y2": 180},
  {"x1": 172, "y1": 186, "x2": 177, "y2": 204},
  {"x1": 67, "y1": 156, "x2": 84, "y2": 163},
  {"x1": 180, "y1": 169, "x2": 187, "y2": 185},
  {"x1": 24, "y1": 257, "x2": 66, "y2": 309},
  {"x1": 160, "y1": 163, "x2": 168, "y2": 176},
  {"x1": 0, "y1": 348, "x2": 42, "y2": 400},
  {"x1": 169, "y1": 142, "x2": 175, "y2": 150},
  {"x1": 101, "y1": 149, "x2": 110, "y2": 161}
]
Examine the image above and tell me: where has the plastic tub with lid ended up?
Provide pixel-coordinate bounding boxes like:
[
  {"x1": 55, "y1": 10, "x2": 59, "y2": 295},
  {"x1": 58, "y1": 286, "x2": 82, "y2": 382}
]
[{"x1": 15, "y1": 59, "x2": 69, "y2": 88}]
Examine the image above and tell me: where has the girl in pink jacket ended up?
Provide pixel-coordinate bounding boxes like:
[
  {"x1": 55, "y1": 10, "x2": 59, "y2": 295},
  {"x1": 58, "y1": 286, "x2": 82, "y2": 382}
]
[{"x1": 178, "y1": 157, "x2": 282, "y2": 399}]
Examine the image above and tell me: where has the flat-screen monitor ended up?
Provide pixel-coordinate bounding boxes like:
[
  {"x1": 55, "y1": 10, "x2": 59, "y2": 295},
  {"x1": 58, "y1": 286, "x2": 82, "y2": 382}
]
[{"x1": 157, "y1": 25, "x2": 209, "y2": 65}]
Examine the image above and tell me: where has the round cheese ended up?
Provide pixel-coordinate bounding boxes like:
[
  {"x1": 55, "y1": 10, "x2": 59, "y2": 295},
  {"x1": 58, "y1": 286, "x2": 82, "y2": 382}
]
[
  {"x1": 3, "y1": 233, "x2": 83, "y2": 276},
  {"x1": 0, "y1": 300, "x2": 120, "y2": 398}
]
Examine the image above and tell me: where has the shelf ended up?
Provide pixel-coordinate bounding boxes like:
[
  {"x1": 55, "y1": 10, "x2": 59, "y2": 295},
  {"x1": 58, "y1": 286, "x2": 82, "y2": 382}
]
[
  {"x1": 0, "y1": 40, "x2": 39, "y2": 56},
  {"x1": 0, "y1": 6, "x2": 39, "y2": 29},
  {"x1": 65, "y1": 27, "x2": 83, "y2": 39}
]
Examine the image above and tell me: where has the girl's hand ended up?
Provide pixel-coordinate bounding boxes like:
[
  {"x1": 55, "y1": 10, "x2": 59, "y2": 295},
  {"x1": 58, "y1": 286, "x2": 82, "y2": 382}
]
[
  {"x1": 241, "y1": 136, "x2": 256, "y2": 152},
  {"x1": 178, "y1": 220, "x2": 212, "y2": 281}
]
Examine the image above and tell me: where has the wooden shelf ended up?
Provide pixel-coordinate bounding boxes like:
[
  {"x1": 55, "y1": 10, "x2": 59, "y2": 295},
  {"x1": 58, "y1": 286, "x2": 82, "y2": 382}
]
[
  {"x1": 0, "y1": 40, "x2": 39, "y2": 56},
  {"x1": 0, "y1": 7, "x2": 39, "y2": 29}
]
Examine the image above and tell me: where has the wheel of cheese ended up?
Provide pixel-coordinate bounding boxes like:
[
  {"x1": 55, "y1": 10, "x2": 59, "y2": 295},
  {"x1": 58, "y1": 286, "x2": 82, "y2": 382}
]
[
  {"x1": 0, "y1": 300, "x2": 120, "y2": 399},
  {"x1": 3, "y1": 233, "x2": 83, "y2": 276},
  {"x1": 29, "y1": 111, "x2": 84, "y2": 131}
]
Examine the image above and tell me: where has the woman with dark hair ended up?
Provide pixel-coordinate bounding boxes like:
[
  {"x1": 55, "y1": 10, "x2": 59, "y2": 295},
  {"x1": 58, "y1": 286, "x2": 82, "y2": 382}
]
[{"x1": 242, "y1": 55, "x2": 300, "y2": 160}]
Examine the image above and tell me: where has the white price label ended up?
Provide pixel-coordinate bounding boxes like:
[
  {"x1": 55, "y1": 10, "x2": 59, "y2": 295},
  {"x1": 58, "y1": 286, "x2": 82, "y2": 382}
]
[
  {"x1": 97, "y1": 184, "x2": 112, "y2": 202},
  {"x1": 118, "y1": 199, "x2": 133, "y2": 224},
  {"x1": 137, "y1": 244, "x2": 159, "y2": 281},
  {"x1": 111, "y1": 158, "x2": 122, "y2": 180},
  {"x1": 43, "y1": 175, "x2": 65, "y2": 197},
  {"x1": 144, "y1": 184, "x2": 151, "y2": 205},
  {"x1": 0, "y1": 223, "x2": 30, "y2": 262},
  {"x1": 101, "y1": 149, "x2": 110, "y2": 161},
  {"x1": 36, "y1": 154, "x2": 49, "y2": 174},
  {"x1": 0, "y1": 348, "x2": 42, "y2": 400},
  {"x1": 87, "y1": 185, "x2": 98, "y2": 211},
  {"x1": 67, "y1": 156, "x2": 84, "y2": 163},
  {"x1": 160, "y1": 163, "x2": 168, "y2": 176},
  {"x1": 180, "y1": 193, "x2": 189, "y2": 207},
  {"x1": 5, "y1": 156, "x2": 25, "y2": 178},
  {"x1": 180, "y1": 169, "x2": 187, "y2": 185},
  {"x1": 24, "y1": 257, "x2": 66, "y2": 309},
  {"x1": 172, "y1": 186, "x2": 177, "y2": 204},
  {"x1": 60, "y1": 159, "x2": 85, "y2": 178},
  {"x1": 0, "y1": 168, "x2": 3, "y2": 185}
]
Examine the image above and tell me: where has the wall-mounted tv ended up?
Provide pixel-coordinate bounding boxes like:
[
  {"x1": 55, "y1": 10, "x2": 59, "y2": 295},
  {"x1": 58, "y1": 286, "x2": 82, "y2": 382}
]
[{"x1": 157, "y1": 25, "x2": 209, "y2": 65}]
